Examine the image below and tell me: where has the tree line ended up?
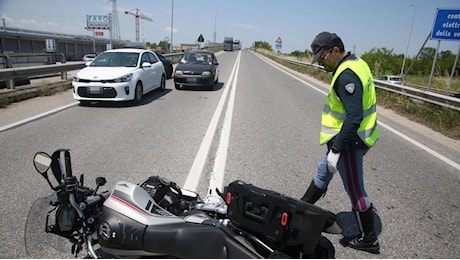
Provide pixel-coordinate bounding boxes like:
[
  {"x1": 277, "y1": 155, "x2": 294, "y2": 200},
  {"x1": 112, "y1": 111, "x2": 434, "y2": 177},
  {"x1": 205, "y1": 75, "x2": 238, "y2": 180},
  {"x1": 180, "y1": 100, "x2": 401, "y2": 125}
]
[{"x1": 255, "y1": 41, "x2": 459, "y2": 79}]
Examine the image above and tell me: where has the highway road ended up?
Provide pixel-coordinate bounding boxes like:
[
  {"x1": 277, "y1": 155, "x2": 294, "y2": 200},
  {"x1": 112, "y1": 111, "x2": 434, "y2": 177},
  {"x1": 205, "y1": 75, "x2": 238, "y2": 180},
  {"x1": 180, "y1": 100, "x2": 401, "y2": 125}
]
[{"x1": 0, "y1": 50, "x2": 459, "y2": 258}]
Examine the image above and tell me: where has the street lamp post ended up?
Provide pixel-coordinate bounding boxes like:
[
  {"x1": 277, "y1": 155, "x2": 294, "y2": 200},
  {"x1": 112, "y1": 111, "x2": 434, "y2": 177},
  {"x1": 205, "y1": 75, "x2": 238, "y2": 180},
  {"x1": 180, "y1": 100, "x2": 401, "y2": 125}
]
[
  {"x1": 170, "y1": 0, "x2": 174, "y2": 53},
  {"x1": 401, "y1": 4, "x2": 416, "y2": 79}
]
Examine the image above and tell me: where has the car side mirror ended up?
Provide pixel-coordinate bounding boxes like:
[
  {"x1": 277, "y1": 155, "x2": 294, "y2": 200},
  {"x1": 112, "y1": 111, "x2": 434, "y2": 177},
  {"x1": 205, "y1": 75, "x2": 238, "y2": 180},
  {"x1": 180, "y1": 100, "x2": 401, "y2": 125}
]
[{"x1": 142, "y1": 62, "x2": 152, "y2": 68}]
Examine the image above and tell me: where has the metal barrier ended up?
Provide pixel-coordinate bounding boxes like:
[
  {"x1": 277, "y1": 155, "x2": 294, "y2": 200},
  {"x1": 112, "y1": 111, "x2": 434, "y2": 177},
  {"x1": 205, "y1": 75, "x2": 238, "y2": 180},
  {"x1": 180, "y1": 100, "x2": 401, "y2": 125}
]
[
  {"x1": 0, "y1": 53, "x2": 67, "y2": 69},
  {"x1": 263, "y1": 52, "x2": 460, "y2": 111},
  {"x1": 0, "y1": 52, "x2": 185, "y2": 90},
  {"x1": 0, "y1": 62, "x2": 86, "y2": 89}
]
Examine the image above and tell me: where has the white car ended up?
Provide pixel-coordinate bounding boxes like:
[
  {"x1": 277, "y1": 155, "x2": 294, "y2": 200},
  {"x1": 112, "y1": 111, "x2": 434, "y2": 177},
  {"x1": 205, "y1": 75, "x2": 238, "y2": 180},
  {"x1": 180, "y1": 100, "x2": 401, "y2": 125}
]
[
  {"x1": 73, "y1": 49, "x2": 166, "y2": 105},
  {"x1": 82, "y1": 54, "x2": 96, "y2": 61},
  {"x1": 382, "y1": 75, "x2": 402, "y2": 85}
]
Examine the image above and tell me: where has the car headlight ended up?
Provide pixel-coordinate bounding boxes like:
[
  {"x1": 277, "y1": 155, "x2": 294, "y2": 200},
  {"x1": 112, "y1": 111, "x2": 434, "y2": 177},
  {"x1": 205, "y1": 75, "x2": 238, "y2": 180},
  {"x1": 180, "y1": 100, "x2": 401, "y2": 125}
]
[
  {"x1": 201, "y1": 71, "x2": 212, "y2": 76},
  {"x1": 113, "y1": 73, "x2": 133, "y2": 83},
  {"x1": 174, "y1": 70, "x2": 183, "y2": 76},
  {"x1": 73, "y1": 76, "x2": 80, "y2": 82}
]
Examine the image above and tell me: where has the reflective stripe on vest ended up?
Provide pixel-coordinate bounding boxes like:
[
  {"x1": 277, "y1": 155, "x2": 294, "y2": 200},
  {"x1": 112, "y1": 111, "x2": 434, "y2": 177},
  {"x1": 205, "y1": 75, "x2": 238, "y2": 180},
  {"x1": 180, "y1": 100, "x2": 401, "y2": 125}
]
[{"x1": 319, "y1": 58, "x2": 379, "y2": 147}]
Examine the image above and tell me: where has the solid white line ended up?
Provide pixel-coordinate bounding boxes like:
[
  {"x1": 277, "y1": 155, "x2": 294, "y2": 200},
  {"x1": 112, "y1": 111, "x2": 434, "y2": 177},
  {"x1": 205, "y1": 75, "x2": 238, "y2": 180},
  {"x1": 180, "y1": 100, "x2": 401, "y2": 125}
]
[
  {"x1": 206, "y1": 51, "x2": 241, "y2": 201},
  {"x1": 256, "y1": 53, "x2": 460, "y2": 172},
  {"x1": 378, "y1": 121, "x2": 460, "y2": 171},
  {"x1": 183, "y1": 54, "x2": 240, "y2": 192},
  {"x1": 0, "y1": 102, "x2": 78, "y2": 132}
]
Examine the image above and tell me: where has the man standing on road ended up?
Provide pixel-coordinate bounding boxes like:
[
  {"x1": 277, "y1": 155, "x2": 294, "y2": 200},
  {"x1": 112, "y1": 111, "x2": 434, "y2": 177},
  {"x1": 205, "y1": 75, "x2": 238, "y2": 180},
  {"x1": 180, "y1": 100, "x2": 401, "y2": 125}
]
[{"x1": 300, "y1": 31, "x2": 380, "y2": 254}]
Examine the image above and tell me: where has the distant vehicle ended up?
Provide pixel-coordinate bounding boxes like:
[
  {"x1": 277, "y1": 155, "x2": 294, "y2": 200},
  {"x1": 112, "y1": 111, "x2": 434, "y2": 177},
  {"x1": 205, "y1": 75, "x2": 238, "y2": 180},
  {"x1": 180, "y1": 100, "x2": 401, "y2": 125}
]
[
  {"x1": 154, "y1": 51, "x2": 173, "y2": 79},
  {"x1": 382, "y1": 75, "x2": 402, "y2": 85},
  {"x1": 72, "y1": 48, "x2": 166, "y2": 105},
  {"x1": 82, "y1": 54, "x2": 96, "y2": 61},
  {"x1": 224, "y1": 37, "x2": 233, "y2": 51},
  {"x1": 233, "y1": 39, "x2": 241, "y2": 50},
  {"x1": 173, "y1": 50, "x2": 219, "y2": 90}
]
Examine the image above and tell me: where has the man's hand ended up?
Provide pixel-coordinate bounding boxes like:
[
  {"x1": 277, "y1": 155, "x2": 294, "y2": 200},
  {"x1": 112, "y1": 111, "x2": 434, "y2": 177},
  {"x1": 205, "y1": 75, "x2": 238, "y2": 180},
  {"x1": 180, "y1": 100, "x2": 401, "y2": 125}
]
[{"x1": 327, "y1": 149, "x2": 340, "y2": 173}]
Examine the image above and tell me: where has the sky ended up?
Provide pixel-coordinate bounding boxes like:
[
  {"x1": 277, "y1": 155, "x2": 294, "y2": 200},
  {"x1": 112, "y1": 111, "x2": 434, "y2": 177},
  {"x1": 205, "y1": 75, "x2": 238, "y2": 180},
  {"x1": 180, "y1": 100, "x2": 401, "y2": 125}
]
[{"x1": 1, "y1": 0, "x2": 459, "y2": 56}]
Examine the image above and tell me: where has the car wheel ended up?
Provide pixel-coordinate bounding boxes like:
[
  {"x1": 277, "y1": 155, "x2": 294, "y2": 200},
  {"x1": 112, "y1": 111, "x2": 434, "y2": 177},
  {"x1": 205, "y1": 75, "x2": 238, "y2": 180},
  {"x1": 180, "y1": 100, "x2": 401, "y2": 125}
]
[
  {"x1": 209, "y1": 80, "x2": 215, "y2": 91},
  {"x1": 134, "y1": 82, "x2": 143, "y2": 105},
  {"x1": 161, "y1": 75, "x2": 166, "y2": 90},
  {"x1": 167, "y1": 66, "x2": 173, "y2": 79},
  {"x1": 79, "y1": 100, "x2": 91, "y2": 106}
]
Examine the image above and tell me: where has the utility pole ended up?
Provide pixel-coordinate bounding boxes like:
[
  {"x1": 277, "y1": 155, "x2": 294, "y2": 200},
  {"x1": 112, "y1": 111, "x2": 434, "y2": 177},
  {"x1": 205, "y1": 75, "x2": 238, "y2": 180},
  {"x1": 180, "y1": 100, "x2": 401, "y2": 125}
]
[
  {"x1": 109, "y1": 0, "x2": 121, "y2": 40},
  {"x1": 401, "y1": 4, "x2": 416, "y2": 79},
  {"x1": 170, "y1": 0, "x2": 174, "y2": 53}
]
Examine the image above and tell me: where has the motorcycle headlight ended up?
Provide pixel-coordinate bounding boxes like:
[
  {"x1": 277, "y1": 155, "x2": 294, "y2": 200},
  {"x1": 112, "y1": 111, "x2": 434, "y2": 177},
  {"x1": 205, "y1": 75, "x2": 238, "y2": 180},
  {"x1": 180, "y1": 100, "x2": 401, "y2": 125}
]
[{"x1": 113, "y1": 73, "x2": 133, "y2": 83}]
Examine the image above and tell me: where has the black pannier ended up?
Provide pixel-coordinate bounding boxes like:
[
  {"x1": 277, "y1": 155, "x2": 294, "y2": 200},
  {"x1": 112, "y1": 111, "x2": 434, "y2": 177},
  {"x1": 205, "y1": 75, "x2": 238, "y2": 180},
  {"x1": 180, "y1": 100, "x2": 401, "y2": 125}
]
[{"x1": 223, "y1": 180, "x2": 330, "y2": 255}]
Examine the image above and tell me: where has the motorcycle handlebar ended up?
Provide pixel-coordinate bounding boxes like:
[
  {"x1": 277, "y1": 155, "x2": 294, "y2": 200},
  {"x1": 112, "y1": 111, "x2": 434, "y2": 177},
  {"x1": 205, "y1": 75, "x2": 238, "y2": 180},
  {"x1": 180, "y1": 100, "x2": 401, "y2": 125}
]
[
  {"x1": 64, "y1": 150, "x2": 73, "y2": 178},
  {"x1": 85, "y1": 191, "x2": 110, "y2": 208}
]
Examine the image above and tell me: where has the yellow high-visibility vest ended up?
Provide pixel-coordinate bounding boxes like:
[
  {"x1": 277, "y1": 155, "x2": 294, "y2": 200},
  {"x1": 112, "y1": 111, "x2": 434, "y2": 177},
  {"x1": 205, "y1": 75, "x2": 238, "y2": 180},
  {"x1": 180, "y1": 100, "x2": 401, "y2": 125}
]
[{"x1": 320, "y1": 58, "x2": 379, "y2": 147}]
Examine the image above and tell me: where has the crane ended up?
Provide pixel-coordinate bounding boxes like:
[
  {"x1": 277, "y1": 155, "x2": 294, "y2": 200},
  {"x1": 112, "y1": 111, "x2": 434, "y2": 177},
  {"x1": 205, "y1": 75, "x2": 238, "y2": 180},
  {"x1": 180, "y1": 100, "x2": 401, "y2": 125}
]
[{"x1": 124, "y1": 8, "x2": 153, "y2": 42}]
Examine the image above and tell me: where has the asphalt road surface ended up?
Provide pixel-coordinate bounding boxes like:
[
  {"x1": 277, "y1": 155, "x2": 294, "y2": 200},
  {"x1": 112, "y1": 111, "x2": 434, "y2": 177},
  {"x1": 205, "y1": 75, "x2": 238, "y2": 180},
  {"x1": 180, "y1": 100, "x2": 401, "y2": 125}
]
[{"x1": 0, "y1": 50, "x2": 459, "y2": 258}]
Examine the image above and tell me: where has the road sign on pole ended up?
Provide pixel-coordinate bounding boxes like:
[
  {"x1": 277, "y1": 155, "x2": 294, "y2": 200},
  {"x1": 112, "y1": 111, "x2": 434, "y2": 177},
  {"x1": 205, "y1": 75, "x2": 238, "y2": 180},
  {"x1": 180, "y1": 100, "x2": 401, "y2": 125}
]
[
  {"x1": 198, "y1": 34, "x2": 204, "y2": 43},
  {"x1": 275, "y1": 36, "x2": 282, "y2": 50},
  {"x1": 430, "y1": 9, "x2": 460, "y2": 41}
]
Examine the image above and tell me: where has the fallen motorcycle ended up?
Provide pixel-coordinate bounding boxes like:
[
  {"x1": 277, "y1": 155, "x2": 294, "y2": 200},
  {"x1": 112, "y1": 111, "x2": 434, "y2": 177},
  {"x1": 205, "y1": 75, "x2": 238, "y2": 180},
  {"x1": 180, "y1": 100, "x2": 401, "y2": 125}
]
[{"x1": 25, "y1": 148, "x2": 342, "y2": 258}]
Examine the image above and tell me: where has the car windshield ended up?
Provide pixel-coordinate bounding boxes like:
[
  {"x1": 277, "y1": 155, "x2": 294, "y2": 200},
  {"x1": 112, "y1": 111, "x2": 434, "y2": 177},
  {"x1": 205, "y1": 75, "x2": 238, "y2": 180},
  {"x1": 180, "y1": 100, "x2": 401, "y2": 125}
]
[
  {"x1": 90, "y1": 52, "x2": 139, "y2": 67},
  {"x1": 183, "y1": 52, "x2": 212, "y2": 64}
]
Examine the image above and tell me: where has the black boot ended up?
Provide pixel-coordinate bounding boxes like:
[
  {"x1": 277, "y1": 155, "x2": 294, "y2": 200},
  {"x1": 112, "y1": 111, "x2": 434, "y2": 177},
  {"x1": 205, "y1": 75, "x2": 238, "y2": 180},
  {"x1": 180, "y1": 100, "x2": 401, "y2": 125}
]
[
  {"x1": 347, "y1": 206, "x2": 380, "y2": 254},
  {"x1": 300, "y1": 180, "x2": 326, "y2": 204}
]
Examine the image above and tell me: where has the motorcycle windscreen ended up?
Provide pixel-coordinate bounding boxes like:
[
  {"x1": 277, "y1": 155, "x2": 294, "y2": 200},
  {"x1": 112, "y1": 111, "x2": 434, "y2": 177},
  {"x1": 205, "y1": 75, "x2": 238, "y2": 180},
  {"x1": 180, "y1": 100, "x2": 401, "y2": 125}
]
[{"x1": 24, "y1": 193, "x2": 73, "y2": 258}]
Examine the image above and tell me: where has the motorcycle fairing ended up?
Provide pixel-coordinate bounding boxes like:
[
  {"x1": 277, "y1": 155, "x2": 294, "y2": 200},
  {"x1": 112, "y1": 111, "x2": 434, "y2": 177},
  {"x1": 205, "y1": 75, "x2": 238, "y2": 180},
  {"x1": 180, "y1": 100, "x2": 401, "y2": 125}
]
[
  {"x1": 102, "y1": 181, "x2": 184, "y2": 226},
  {"x1": 99, "y1": 181, "x2": 265, "y2": 258}
]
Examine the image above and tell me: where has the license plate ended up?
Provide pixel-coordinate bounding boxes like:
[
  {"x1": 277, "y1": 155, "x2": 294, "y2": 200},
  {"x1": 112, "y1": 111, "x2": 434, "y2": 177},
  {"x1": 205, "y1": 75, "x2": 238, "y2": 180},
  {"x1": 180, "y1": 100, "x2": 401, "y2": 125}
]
[
  {"x1": 88, "y1": 86, "x2": 101, "y2": 94},
  {"x1": 187, "y1": 78, "x2": 197, "y2": 83}
]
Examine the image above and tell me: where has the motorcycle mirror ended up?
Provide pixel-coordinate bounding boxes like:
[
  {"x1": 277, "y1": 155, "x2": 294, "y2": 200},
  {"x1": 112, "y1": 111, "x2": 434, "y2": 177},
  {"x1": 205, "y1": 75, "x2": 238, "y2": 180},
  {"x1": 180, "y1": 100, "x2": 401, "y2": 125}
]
[
  {"x1": 94, "y1": 177, "x2": 107, "y2": 195},
  {"x1": 33, "y1": 152, "x2": 60, "y2": 190},
  {"x1": 33, "y1": 152, "x2": 52, "y2": 175},
  {"x1": 96, "y1": 177, "x2": 107, "y2": 187}
]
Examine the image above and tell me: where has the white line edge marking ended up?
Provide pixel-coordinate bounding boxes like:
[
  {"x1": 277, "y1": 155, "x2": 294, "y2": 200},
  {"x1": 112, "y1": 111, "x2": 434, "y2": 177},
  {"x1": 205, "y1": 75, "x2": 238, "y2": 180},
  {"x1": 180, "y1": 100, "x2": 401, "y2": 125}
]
[
  {"x1": 258, "y1": 53, "x2": 460, "y2": 172},
  {"x1": 0, "y1": 102, "x2": 79, "y2": 132},
  {"x1": 183, "y1": 52, "x2": 241, "y2": 191}
]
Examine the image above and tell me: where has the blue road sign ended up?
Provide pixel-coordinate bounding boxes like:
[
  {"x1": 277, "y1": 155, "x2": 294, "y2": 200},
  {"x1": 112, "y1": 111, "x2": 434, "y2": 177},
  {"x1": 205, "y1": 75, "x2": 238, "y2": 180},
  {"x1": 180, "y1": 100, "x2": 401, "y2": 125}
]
[{"x1": 431, "y1": 9, "x2": 460, "y2": 41}]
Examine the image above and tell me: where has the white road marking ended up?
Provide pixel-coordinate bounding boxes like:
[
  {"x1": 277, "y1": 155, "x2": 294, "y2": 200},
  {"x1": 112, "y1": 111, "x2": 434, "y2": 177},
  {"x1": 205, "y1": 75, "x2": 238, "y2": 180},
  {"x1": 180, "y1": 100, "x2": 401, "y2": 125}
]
[
  {"x1": 183, "y1": 51, "x2": 241, "y2": 192},
  {"x1": 0, "y1": 102, "x2": 78, "y2": 132},
  {"x1": 206, "y1": 51, "x2": 241, "y2": 201}
]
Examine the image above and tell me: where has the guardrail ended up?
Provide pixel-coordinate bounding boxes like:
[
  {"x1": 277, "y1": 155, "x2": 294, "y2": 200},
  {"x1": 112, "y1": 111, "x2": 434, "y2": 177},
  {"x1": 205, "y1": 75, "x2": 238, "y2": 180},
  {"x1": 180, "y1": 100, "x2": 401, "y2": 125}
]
[
  {"x1": 0, "y1": 52, "x2": 185, "y2": 90},
  {"x1": 0, "y1": 62, "x2": 86, "y2": 89},
  {"x1": 1, "y1": 53, "x2": 67, "y2": 68},
  {"x1": 263, "y1": 52, "x2": 460, "y2": 112}
]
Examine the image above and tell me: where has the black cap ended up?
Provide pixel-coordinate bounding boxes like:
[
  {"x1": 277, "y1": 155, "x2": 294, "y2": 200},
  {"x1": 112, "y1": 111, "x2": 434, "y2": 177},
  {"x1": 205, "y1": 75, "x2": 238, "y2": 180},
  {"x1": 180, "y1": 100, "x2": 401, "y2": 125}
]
[{"x1": 311, "y1": 32, "x2": 343, "y2": 64}]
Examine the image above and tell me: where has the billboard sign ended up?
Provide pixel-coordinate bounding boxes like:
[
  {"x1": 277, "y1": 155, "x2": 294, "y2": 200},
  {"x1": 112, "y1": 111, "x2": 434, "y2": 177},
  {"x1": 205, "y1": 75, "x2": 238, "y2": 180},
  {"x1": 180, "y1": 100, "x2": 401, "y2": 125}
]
[
  {"x1": 86, "y1": 15, "x2": 111, "y2": 30},
  {"x1": 431, "y1": 9, "x2": 460, "y2": 41}
]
